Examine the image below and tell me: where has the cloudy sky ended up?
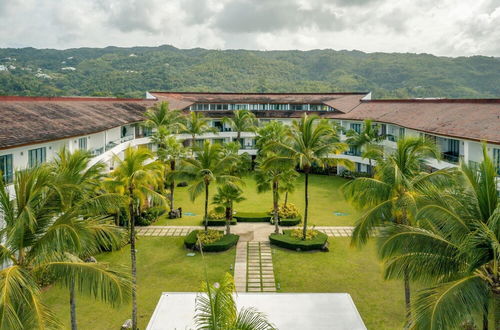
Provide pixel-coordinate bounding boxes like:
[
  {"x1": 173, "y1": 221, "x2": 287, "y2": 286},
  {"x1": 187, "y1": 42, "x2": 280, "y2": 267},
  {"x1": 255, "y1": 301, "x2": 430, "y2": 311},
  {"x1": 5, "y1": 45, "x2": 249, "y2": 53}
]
[{"x1": 0, "y1": 0, "x2": 498, "y2": 56}]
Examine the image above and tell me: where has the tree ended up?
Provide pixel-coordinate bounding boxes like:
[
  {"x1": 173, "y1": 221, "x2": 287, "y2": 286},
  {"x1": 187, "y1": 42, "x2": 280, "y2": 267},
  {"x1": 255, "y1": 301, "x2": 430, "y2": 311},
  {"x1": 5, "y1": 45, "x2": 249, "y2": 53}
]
[
  {"x1": 181, "y1": 141, "x2": 240, "y2": 232},
  {"x1": 108, "y1": 147, "x2": 165, "y2": 330},
  {"x1": 255, "y1": 156, "x2": 297, "y2": 234},
  {"x1": 377, "y1": 145, "x2": 500, "y2": 329},
  {"x1": 268, "y1": 114, "x2": 348, "y2": 240},
  {"x1": 212, "y1": 184, "x2": 245, "y2": 235},
  {"x1": 182, "y1": 112, "x2": 217, "y2": 151},
  {"x1": 222, "y1": 110, "x2": 257, "y2": 147},
  {"x1": 144, "y1": 101, "x2": 184, "y2": 134},
  {"x1": 154, "y1": 135, "x2": 187, "y2": 217},
  {"x1": 345, "y1": 119, "x2": 384, "y2": 176},
  {"x1": 195, "y1": 273, "x2": 275, "y2": 330},
  {"x1": 50, "y1": 148, "x2": 129, "y2": 330},
  {"x1": 342, "y1": 136, "x2": 450, "y2": 325},
  {"x1": 0, "y1": 165, "x2": 130, "y2": 330}
]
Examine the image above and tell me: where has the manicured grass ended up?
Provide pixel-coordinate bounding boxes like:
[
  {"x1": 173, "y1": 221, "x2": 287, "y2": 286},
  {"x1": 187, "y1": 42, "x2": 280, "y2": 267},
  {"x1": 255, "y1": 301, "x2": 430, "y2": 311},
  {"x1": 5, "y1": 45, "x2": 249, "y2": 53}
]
[
  {"x1": 43, "y1": 237, "x2": 235, "y2": 329},
  {"x1": 272, "y1": 238, "x2": 406, "y2": 329},
  {"x1": 156, "y1": 174, "x2": 359, "y2": 226}
]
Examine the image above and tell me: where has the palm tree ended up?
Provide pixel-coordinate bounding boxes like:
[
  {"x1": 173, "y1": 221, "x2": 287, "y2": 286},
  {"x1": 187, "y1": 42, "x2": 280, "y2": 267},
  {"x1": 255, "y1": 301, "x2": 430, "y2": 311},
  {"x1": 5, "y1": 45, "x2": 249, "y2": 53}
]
[
  {"x1": 280, "y1": 173, "x2": 297, "y2": 207},
  {"x1": 108, "y1": 146, "x2": 165, "y2": 330},
  {"x1": 255, "y1": 156, "x2": 297, "y2": 234},
  {"x1": 342, "y1": 137, "x2": 451, "y2": 324},
  {"x1": 212, "y1": 184, "x2": 245, "y2": 234},
  {"x1": 195, "y1": 273, "x2": 275, "y2": 330},
  {"x1": 345, "y1": 119, "x2": 384, "y2": 176},
  {"x1": 377, "y1": 145, "x2": 500, "y2": 329},
  {"x1": 50, "y1": 148, "x2": 129, "y2": 330},
  {"x1": 154, "y1": 135, "x2": 187, "y2": 217},
  {"x1": 268, "y1": 114, "x2": 348, "y2": 240},
  {"x1": 0, "y1": 165, "x2": 130, "y2": 329},
  {"x1": 181, "y1": 141, "x2": 240, "y2": 232},
  {"x1": 144, "y1": 101, "x2": 184, "y2": 134},
  {"x1": 223, "y1": 110, "x2": 257, "y2": 147},
  {"x1": 182, "y1": 111, "x2": 217, "y2": 151}
]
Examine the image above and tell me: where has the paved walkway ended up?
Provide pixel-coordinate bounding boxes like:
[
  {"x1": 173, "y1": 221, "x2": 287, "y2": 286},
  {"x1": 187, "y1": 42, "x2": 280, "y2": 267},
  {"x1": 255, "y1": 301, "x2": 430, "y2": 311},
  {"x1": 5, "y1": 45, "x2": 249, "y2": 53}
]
[{"x1": 136, "y1": 224, "x2": 354, "y2": 237}]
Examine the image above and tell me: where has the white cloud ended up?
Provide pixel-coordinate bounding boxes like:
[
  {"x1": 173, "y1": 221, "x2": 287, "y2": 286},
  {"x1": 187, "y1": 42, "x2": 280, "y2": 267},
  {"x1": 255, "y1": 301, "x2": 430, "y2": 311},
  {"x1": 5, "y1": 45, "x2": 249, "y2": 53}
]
[{"x1": 0, "y1": 0, "x2": 497, "y2": 56}]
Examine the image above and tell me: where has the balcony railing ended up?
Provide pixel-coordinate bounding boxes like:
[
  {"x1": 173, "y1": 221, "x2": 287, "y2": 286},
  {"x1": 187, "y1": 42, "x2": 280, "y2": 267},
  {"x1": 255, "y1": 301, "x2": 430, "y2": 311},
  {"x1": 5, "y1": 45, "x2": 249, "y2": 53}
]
[
  {"x1": 105, "y1": 135, "x2": 134, "y2": 151},
  {"x1": 89, "y1": 147, "x2": 104, "y2": 157},
  {"x1": 442, "y1": 152, "x2": 461, "y2": 164}
]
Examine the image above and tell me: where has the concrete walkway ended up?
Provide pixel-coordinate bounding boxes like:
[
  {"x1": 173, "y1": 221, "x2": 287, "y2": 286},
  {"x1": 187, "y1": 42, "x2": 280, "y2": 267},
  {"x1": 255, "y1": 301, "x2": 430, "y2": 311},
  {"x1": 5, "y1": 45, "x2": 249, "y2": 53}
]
[{"x1": 137, "y1": 224, "x2": 354, "y2": 237}]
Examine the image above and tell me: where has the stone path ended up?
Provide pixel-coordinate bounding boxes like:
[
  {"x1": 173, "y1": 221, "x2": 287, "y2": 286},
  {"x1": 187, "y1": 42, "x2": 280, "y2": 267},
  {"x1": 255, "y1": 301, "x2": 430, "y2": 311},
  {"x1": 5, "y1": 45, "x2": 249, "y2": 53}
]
[
  {"x1": 246, "y1": 241, "x2": 276, "y2": 292},
  {"x1": 136, "y1": 224, "x2": 355, "y2": 237}
]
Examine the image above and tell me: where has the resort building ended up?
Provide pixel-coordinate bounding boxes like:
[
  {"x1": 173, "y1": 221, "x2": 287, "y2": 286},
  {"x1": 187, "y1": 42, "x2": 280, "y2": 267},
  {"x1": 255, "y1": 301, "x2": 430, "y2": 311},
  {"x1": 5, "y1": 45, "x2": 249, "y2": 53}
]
[{"x1": 0, "y1": 92, "x2": 499, "y2": 193}]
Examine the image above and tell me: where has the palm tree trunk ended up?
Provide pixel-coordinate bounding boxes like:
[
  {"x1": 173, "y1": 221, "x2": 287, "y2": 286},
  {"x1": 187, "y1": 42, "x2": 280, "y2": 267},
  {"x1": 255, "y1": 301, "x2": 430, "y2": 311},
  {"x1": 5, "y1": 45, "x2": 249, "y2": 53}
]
[
  {"x1": 284, "y1": 191, "x2": 288, "y2": 207},
  {"x1": 493, "y1": 292, "x2": 500, "y2": 330},
  {"x1": 302, "y1": 170, "x2": 309, "y2": 240},
  {"x1": 368, "y1": 158, "x2": 373, "y2": 177},
  {"x1": 170, "y1": 160, "x2": 175, "y2": 213},
  {"x1": 204, "y1": 182, "x2": 209, "y2": 232},
  {"x1": 237, "y1": 131, "x2": 241, "y2": 147},
  {"x1": 482, "y1": 307, "x2": 488, "y2": 330},
  {"x1": 226, "y1": 206, "x2": 231, "y2": 235},
  {"x1": 129, "y1": 188, "x2": 138, "y2": 330},
  {"x1": 273, "y1": 181, "x2": 279, "y2": 234},
  {"x1": 403, "y1": 270, "x2": 411, "y2": 325},
  {"x1": 70, "y1": 279, "x2": 77, "y2": 330}
]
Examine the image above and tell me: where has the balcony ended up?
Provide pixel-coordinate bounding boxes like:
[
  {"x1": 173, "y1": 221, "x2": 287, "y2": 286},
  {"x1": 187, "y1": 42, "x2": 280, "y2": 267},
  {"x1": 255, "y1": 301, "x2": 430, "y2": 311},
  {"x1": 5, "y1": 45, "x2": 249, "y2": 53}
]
[
  {"x1": 89, "y1": 147, "x2": 104, "y2": 157},
  {"x1": 441, "y1": 152, "x2": 461, "y2": 164},
  {"x1": 105, "y1": 135, "x2": 134, "y2": 151}
]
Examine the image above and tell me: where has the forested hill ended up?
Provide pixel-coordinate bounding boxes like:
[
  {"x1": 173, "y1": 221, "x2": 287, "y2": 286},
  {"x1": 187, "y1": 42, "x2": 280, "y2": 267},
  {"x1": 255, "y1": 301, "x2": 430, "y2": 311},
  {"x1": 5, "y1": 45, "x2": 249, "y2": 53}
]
[{"x1": 0, "y1": 45, "x2": 498, "y2": 99}]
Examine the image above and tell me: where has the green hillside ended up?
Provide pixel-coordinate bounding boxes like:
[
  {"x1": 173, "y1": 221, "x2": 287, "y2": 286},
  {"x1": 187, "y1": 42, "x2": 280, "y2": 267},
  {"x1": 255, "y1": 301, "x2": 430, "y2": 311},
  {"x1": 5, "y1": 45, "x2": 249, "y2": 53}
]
[{"x1": 0, "y1": 45, "x2": 498, "y2": 99}]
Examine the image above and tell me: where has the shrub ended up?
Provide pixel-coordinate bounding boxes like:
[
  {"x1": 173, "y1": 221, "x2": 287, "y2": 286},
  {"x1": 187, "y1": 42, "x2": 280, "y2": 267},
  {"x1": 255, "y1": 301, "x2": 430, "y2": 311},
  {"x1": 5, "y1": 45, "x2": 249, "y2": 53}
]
[
  {"x1": 135, "y1": 206, "x2": 166, "y2": 226},
  {"x1": 234, "y1": 212, "x2": 271, "y2": 222},
  {"x1": 269, "y1": 230, "x2": 328, "y2": 251},
  {"x1": 270, "y1": 203, "x2": 300, "y2": 219},
  {"x1": 290, "y1": 228, "x2": 318, "y2": 240},
  {"x1": 184, "y1": 230, "x2": 239, "y2": 252},
  {"x1": 208, "y1": 208, "x2": 225, "y2": 220},
  {"x1": 278, "y1": 218, "x2": 301, "y2": 226},
  {"x1": 177, "y1": 181, "x2": 188, "y2": 187},
  {"x1": 197, "y1": 229, "x2": 223, "y2": 245},
  {"x1": 206, "y1": 219, "x2": 237, "y2": 226}
]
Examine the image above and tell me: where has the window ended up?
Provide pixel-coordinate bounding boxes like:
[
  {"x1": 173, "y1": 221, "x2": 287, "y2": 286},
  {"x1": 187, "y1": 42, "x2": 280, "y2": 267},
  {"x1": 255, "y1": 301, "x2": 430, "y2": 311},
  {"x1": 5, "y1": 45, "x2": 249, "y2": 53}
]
[
  {"x1": 350, "y1": 123, "x2": 361, "y2": 134},
  {"x1": 28, "y1": 147, "x2": 46, "y2": 168},
  {"x1": 380, "y1": 124, "x2": 387, "y2": 136},
  {"x1": 78, "y1": 137, "x2": 87, "y2": 150},
  {"x1": 399, "y1": 127, "x2": 405, "y2": 138},
  {"x1": 0, "y1": 154, "x2": 13, "y2": 183},
  {"x1": 493, "y1": 148, "x2": 500, "y2": 175}
]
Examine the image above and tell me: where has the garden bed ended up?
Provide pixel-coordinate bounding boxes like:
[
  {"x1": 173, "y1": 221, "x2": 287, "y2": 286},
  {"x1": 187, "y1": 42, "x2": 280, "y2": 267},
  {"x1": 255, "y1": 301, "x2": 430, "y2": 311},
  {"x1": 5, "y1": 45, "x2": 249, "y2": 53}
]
[
  {"x1": 184, "y1": 230, "x2": 239, "y2": 252},
  {"x1": 205, "y1": 219, "x2": 237, "y2": 226},
  {"x1": 269, "y1": 229, "x2": 328, "y2": 251},
  {"x1": 277, "y1": 217, "x2": 302, "y2": 226},
  {"x1": 234, "y1": 212, "x2": 271, "y2": 222}
]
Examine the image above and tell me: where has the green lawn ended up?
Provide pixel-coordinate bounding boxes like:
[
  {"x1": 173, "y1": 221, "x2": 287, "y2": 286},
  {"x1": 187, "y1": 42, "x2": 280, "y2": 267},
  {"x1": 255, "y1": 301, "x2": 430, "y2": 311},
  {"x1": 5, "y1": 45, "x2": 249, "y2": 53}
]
[
  {"x1": 42, "y1": 237, "x2": 235, "y2": 329},
  {"x1": 156, "y1": 174, "x2": 359, "y2": 226},
  {"x1": 273, "y1": 238, "x2": 406, "y2": 329}
]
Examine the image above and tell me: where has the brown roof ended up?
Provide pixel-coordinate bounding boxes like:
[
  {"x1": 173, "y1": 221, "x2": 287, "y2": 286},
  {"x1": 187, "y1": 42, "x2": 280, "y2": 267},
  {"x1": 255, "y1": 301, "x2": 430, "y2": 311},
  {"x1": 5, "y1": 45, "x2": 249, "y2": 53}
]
[
  {"x1": 0, "y1": 96, "x2": 154, "y2": 149},
  {"x1": 149, "y1": 92, "x2": 367, "y2": 112},
  {"x1": 338, "y1": 99, "x2": 500, "y2": 144}
]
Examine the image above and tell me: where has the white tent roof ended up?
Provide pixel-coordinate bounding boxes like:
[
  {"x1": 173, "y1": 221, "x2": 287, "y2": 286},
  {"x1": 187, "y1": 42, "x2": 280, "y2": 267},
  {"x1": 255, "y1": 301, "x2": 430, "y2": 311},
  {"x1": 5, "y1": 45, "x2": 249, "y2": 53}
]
[{"x1": 147, "y1": 292, "x2": 366, "y2": 330}]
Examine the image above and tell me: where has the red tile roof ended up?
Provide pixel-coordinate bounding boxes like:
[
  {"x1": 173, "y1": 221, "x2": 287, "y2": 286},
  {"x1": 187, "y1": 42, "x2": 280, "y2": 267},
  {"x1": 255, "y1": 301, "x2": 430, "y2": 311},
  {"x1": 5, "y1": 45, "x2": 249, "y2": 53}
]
[{"x1": 0, "y1": 97, "x2": 154, "y2": 149}]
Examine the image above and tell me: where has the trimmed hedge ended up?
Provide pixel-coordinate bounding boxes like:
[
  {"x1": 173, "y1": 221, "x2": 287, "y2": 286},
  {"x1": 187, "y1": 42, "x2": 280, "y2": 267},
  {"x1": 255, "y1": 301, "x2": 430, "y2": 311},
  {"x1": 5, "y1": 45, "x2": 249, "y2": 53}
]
[
  {"x1": 205, "y1": 219, "x2": 237, "y2": 226},
  {"x1": 279, "y1": 217, "x2": 302, "y2": 226},
  {"x1": 234, "y1": 212, "x2": 271, "y2": 222},
  {"x1": 184, "y1": 230, "x2": 239, "y2": 252},
  {"x1": 269, "y1": 230, "x2": 328, "y2": 251}
]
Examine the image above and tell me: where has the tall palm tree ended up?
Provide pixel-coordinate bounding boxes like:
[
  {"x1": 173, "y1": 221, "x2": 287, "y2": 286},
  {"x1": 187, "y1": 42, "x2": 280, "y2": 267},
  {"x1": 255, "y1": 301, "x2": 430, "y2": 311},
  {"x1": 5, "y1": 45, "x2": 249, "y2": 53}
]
[
  {"x1": 378, "y1": 145, "x2": 500, "y2": 329},
  {"x1": 212, "y1": 184, "x2": 245, "y2": 235},
  {"x1": 255, "y1": 156, "x2": 297, "y2": 234},
  {"x1": 182, "y1": 111, "x2": 218, "y2": 151},
  {"x1": 223, "y1": 110, "x2": 257, "y2": 147},
  {"x1": 342, "y1": 136, "x2": 451, "y2": 324},
  {"x1": 144, "y1": 101, "x2": 184, "y2": 135},
  {"x1": 345, "y1": 119, "x2": 384, "y2": 176},
  {"x1": 181, "y1": 141, "x2": 240, "y2": 232},
  {"x1": 280, "y1": 173, "x2": 297, "y2": 207},
  {"x1": 154, "y1": 135, "x2": 187, "y2": 216},
  {"x1": 268, "y1": 114, "x2": 348, "y2": 239},
  {"x1": 0, "y1": 165, "x2": 130, "y2": 330},
  {"x1": 50, "y1": 148, "x2": 128, "y2": 330},
  {"x1": 195, "y1": 273, "x2": 275, "y2": 330},
  {"x1": 108, "y1": 147, "x2": 165, "y2": 330}
]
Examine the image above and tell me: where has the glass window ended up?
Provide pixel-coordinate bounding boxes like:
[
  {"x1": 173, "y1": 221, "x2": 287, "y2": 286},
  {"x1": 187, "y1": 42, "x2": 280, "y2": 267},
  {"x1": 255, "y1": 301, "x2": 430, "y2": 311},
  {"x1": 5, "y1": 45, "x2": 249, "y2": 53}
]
[
  {"x1": 351, "y1": 123, "x2": 361, "y2": 134},
  {"x1": 399, "y1": 127, "x2": 405, "y2": 138},
  {"x1": 0, "y1": 154, "x2": 13, "y2": 183},
  {"x1": 28, "y1": 147, "x2": 46, "y2": 168},
  {"x1": 78, "y1": 137, "x2": 87, "y2": 150},
  {"x1": 493, "y1": 148, "x2": 500, "y2": 175}
]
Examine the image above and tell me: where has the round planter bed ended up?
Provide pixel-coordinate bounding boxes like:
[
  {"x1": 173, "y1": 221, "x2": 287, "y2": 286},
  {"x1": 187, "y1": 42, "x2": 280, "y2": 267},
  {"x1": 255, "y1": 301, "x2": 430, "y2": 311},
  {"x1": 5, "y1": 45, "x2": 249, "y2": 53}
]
[
  {"x1": 269, "y1": 229, "x2": 328, "y2": 251},
  {"x1": 234, "y1": 212, "x2": 271, "y2": 222},
  {"x1": 184, "y1": 230, "x2": 239, "y2": 252},
  {"x1": 205, "y1": 219, "x2": 237, "y2": 226}
]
